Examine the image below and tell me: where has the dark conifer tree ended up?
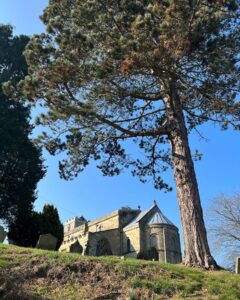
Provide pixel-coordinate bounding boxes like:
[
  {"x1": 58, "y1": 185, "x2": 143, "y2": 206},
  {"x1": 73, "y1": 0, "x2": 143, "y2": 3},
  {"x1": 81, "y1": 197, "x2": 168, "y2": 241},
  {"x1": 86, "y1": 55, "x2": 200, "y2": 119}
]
[
  {"x1": 38, "y1": 204, "x2": 63, "y2": 249},
  {"x1": 0, "y1": 25, "x2": 45, "y2": 241}
]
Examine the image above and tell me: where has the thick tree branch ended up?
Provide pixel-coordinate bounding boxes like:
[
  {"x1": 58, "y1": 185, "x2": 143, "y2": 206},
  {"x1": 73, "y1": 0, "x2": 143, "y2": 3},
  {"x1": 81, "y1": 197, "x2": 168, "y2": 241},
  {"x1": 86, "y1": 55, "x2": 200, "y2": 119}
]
[{"x1": 64, "y1": 83, "x2": 170, "y2": 138}]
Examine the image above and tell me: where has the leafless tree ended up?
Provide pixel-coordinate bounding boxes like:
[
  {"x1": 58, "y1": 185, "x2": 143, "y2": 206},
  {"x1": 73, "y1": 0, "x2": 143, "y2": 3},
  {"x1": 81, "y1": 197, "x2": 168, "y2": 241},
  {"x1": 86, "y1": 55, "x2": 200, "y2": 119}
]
[{"x1": 207, "y1": 193, "x2": 240, "y2": 267}]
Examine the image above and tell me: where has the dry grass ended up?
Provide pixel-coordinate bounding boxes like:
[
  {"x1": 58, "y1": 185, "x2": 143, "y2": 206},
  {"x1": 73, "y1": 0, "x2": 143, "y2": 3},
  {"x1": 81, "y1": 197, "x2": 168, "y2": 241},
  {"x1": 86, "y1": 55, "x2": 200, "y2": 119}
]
[{"x1": 0, "y1": 243, "x2": 240, "y2": 299}]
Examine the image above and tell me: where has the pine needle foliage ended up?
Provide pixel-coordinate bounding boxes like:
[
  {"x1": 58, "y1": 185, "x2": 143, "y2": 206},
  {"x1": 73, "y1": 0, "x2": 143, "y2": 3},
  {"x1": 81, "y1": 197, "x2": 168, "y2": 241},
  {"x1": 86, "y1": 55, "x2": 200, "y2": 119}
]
[
  {"x1": 6, "y1": 0, "x2": 239, "y2": 188},
  {"x1": 5, "y1": 0, "x2": 240, "y2": 268}
]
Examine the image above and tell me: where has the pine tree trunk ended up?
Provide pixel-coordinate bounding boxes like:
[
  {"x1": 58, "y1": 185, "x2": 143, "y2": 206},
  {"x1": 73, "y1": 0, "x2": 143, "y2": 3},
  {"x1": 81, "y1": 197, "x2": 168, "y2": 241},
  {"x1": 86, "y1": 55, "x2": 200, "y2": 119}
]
[{"x1": 165, "y1": 86, "x2": 218, "y2": 269}]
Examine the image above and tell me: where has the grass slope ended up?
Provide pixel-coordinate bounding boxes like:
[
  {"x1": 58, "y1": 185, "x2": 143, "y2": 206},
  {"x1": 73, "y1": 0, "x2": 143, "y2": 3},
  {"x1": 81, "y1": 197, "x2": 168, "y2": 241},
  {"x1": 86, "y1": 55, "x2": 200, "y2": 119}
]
[{"x1": 0, "y1": 243, "x2": 239, "y2": 300}]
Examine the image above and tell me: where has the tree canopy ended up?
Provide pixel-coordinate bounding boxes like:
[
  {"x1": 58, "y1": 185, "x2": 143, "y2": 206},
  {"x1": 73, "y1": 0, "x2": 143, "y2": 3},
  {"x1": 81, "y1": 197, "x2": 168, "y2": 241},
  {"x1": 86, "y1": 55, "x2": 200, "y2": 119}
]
[
  {"x1": 0, "y1": 25, "x2": 45, "y2": 223},
  {"x1": 7, "y1": 0, "x2": 240, "y2": 268}
]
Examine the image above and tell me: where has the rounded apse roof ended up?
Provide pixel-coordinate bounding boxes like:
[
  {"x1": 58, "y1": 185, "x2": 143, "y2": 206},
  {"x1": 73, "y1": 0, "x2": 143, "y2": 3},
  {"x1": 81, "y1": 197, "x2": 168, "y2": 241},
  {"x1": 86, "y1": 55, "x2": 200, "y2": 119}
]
[{"x1": 147, "y1": 208, "x2": 175, "y2": 226}]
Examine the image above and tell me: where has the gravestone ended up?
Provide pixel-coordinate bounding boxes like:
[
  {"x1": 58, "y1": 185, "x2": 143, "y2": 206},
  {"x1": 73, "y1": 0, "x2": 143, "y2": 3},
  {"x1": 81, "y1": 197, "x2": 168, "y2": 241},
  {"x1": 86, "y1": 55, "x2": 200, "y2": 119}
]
[
  {"x1": 36, "y1": 233, "x2": 58, "y2": 251},
  {"x1": 0, "y1": 226, "x2": 7, "y2": 243},
  {"x1": 235, "y1": 257, "x2": 240, "y2": 274}
]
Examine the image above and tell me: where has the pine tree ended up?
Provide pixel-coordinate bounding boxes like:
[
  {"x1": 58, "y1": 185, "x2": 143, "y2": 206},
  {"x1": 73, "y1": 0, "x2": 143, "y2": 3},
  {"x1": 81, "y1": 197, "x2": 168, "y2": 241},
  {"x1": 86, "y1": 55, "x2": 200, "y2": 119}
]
[{"x1": 9, "y1": 1, "x2": 240, "y2": 268}]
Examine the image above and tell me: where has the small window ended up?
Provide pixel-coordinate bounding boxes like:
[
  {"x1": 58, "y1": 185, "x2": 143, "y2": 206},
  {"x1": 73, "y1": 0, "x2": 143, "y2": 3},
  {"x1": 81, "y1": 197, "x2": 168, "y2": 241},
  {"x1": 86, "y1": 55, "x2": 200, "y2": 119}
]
[
  {"x1": 127, "y1": 238, "x2": 131, "y2": 253},
  {"x1": 150, "y1": 235, "x2": 157, "y2": 248},
  {"x1": 171, "y1": 235, "x2": 177, "y2": 250}
]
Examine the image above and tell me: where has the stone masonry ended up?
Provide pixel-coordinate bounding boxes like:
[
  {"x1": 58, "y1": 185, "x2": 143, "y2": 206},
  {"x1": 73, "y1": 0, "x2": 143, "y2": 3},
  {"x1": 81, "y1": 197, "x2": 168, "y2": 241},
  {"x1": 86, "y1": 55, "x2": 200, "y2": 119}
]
[{"x1": 59, "y1": 202, "x2": 182, "y2": 263}]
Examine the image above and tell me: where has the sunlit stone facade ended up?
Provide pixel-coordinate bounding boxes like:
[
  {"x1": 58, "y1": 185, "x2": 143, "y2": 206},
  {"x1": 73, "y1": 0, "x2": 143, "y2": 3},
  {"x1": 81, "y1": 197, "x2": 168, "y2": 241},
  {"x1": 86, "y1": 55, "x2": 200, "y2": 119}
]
[{"x1": 59, "y1": 202, "x2": 182, "y2": 263}]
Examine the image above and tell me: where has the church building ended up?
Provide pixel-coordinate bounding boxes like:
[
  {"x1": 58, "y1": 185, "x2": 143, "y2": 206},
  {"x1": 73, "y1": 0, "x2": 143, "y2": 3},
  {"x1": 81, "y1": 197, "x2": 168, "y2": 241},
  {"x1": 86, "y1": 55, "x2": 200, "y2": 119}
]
[{"x1": 59, "y1": 201, "x2": 182, "y2": 263}]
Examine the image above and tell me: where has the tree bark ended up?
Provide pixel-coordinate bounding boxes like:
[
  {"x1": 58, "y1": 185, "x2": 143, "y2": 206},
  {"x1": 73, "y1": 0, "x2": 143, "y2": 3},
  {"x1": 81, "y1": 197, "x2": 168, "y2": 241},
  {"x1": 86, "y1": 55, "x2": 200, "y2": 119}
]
[{"x1": 165, "y1": 85, "x2": 218, "y2": 269}]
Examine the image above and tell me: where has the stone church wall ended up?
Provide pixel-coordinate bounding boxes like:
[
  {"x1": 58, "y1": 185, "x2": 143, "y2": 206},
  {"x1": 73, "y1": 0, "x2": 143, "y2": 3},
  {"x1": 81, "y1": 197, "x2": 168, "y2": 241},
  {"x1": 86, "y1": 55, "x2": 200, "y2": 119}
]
[
  {"x1": 144, "y1": 224, "x2": 165, "y2": 261},
  {"x1": 59, "y1": 204, "x2": 182, "y2": 264},
  {"x1": 60, "y1": 210, "x2": 122, "y2": 254},
  {"x1": 139, "y1": 224, "x2": 181, "y2": 263},
  {"x1": 88, "y1": 229, "x2": 121, "y2": 256},
  {"x1": 122, "y1": 225, "x2": 140, "y2": 256},
  {"x1": 88, "y1": 211, "x2": 119, "y2": 232},
  {"x1": 60, "y1": 223, "x2": 87, "y2": 252},
  {"x1": 164, "y1": 226, "x2": 182, "y2": 263}
]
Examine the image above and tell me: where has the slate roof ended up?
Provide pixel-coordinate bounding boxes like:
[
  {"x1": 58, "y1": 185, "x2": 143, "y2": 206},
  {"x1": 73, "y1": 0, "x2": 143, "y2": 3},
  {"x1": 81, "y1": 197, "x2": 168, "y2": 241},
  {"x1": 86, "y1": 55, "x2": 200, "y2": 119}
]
[
  {"x1": 147, "y1": 208, "x2": 174, "y2": 226},
  {"x1": 124, "y1": 205, "x2": 154, "y2": 228},
  {"x1": 124, "y1": 204, "x2": 175, "y2": 228}
]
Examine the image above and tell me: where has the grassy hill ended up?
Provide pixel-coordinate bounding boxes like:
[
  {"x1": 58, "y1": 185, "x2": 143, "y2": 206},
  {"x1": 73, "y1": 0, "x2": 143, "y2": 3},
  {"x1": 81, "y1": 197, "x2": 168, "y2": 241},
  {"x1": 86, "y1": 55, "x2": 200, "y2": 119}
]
[{"x1": 0, "y1": 244, "x2": 239, "y2": 300}]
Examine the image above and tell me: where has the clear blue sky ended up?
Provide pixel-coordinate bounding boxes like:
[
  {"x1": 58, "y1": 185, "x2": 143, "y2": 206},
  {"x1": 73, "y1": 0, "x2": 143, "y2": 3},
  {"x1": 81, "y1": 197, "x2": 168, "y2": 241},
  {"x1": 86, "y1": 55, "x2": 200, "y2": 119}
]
[{"x1": 1, "y1": 1, "x2": 240, "y2": 254}]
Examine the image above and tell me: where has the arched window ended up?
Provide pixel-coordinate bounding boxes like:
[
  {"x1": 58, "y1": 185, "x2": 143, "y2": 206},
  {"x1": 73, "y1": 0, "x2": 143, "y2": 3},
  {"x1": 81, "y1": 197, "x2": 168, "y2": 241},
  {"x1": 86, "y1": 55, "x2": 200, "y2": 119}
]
[
  {"x1": 127, "y1": 238, "x2": 131, "y2": 253},
  {"x1": 70, "y1": 241, "x2": 83, "y2": 254},
  {"x1": 150, "y1": 235, "x2": 157, "y2": 248},
  {"x1": 149, "y1": 235, "x2": 158, "y2": 261},
  {"x1": 171, "y1": 235, "x2": 177, "y2": 250}
]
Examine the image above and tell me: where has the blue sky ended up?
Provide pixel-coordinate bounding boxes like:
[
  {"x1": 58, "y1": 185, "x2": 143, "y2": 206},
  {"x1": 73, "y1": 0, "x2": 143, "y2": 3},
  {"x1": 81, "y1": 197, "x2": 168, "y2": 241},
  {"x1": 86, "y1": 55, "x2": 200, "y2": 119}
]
[{"x1": 1, "y1": 1, "x2": 240, "y2": 255}]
